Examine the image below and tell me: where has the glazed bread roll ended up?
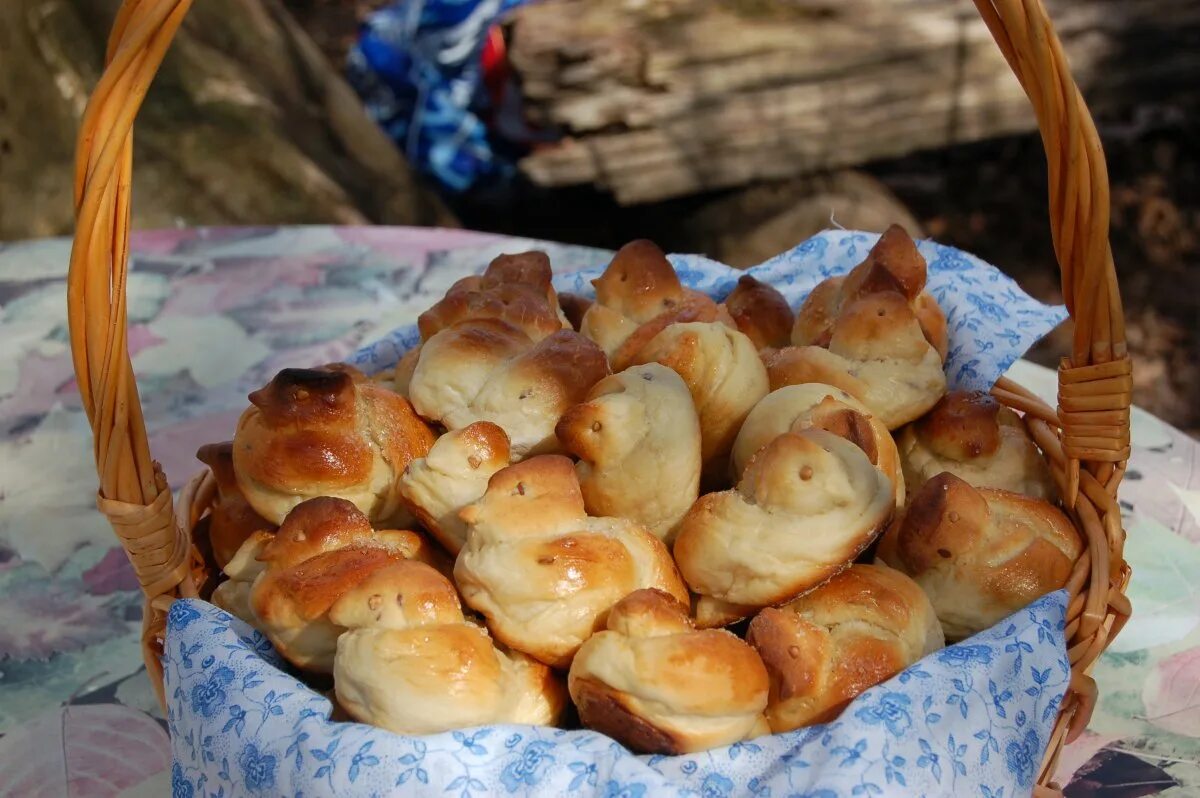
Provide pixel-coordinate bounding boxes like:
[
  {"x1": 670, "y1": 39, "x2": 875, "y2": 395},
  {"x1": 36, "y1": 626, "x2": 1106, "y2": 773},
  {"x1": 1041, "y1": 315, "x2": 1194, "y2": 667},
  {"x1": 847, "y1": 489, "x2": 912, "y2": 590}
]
[
  {"x1": 568, "y1": 589, "x2": 769, "y2": 754},
  {"x1": 580, "y1": 239, "x2": 733, "y2": 369},
  {"x1": 233, "y1": 364, "x2": 436, "y2": 525},
  {"x1": 557, "y1": 292, "x2": 593, "y2": 331},
  {"x1": 211, "y1": 529, "x2": 273, "y2": 626},
  {"x1": 331, "y1": 560, "x2": 565, "y2": 735},
  {"x1": 897, "y1": 390, "x2": 1055, "y2": 500},
  {"x1": 391, "y1": 345, "x2": 421, "y2": 397},
  {"x1": 731, "y1": 384, "x2": 903, "y2": 507},
  {"x1": 226, "y1": 497, "x2": 448, "y2": 672},
  {"x1": 418, "y1": 251, "x2": 569, "y2": 343},
  {"x1": 628, "y1": 321, "x2": 769, "y2": 478},
  {"x1": 766, "y1": 290, "x2": 947, "y2": 429},
  {"x1": 408, "y1": 320, "x2": 609, "y2": 459},
  {"x1": 556, "y1": 363, "x2": 702, "y2": 543},
  {"x1": 398, "y1": 421, "x2": 512, "y2": 555},
  {"x1": 793, "y1": 225, "x2": 948, "y2": 359},
  {"x1": 196, "y1": 442, "x2": 275, "y2": 569},
  {"x1": 673, "y1": 429, "x2": 894, "y2": 608},
  {"x1": 454, "y1": 455, "x2": 689, "y2": 668},
  {"x1": 692, "y1": 595, "x2": 760, "y2": 630},
  {"x1": 721, "y1": 274, "x2": 793, "y2": 351},
  {"x1": 747, "y1": 564, "x2": 944, "y2": 732},
  {"x1": 876, "y1": 472, "x2": 1083, "y2": 640}
]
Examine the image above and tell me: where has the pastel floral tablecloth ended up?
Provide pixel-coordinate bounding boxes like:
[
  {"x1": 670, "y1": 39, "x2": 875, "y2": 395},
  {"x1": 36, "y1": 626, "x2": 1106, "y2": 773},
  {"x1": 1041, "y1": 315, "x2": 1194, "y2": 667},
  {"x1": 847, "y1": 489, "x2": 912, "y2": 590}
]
[{"x1": 0, "y1": 226, "x2": 1196, "y2": 797}]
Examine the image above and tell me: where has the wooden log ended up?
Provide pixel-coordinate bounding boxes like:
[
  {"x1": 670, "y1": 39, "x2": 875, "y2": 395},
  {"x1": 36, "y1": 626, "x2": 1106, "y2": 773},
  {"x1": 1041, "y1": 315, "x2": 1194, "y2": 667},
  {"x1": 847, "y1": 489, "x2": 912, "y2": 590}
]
[
  {"x1": 0, "y1": 0, "x2": 453, "y2": 241},
  {"x1": 511, "y1": 0, "x2": 1200, "y2": 204}
]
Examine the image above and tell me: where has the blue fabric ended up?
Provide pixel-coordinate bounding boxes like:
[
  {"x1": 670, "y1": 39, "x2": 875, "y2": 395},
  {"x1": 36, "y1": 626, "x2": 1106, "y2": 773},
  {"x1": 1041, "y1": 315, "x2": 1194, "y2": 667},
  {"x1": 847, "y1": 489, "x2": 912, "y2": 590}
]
[
  {"x1": 347, "y1": 0, "x2": 529, "y2": 192},
  {"x1": 165, "y1": 592, "x2": 1070, "y2": 797}
]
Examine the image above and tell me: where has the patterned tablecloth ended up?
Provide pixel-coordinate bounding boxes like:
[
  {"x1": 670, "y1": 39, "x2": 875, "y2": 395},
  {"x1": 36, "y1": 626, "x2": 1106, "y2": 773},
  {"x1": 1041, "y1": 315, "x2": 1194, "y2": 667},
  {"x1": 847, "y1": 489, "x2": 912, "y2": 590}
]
[{"x1": 0, "y1": 226, "x2": 1196, "y2": 797}]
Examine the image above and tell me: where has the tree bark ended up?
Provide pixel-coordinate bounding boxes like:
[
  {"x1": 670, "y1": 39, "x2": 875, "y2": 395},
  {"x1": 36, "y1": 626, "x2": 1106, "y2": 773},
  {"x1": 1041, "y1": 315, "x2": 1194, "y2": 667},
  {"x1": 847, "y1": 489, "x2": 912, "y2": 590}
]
[
  {"x1": 510, "y1": 0, "x2": 1200, "y2": 204},
  {"x1": 0, "y1": 0, "x2": 454, "y2": 242}
]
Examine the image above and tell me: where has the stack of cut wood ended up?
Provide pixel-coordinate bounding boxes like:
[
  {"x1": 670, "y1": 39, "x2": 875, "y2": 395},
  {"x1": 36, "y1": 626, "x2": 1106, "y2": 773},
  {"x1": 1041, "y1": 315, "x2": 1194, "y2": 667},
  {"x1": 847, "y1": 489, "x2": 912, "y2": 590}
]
[{"x1": 509, "y1": 0, "x2": 1200, "y2": 205}]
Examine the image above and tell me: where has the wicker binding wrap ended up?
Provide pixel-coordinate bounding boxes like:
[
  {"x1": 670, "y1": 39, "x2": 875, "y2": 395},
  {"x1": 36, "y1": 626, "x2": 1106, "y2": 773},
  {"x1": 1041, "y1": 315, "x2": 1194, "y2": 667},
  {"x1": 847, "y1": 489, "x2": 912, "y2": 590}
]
[{"x1": 67, "y1": 1, "x2": 1131, "y2": 794}]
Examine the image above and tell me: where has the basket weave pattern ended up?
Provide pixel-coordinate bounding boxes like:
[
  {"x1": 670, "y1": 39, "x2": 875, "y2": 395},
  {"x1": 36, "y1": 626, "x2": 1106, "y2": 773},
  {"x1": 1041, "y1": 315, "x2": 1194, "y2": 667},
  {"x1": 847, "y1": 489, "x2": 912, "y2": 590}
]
[{"x1": 66, "y1": 1, "x2": 1132, "y2": 794}]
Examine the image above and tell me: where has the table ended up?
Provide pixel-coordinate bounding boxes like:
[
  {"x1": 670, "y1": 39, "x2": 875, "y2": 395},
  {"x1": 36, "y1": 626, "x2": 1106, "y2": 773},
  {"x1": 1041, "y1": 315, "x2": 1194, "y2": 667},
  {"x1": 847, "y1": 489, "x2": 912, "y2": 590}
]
[{"x1": 0, "y1": 226, "x2": 1195, "y2": 796}]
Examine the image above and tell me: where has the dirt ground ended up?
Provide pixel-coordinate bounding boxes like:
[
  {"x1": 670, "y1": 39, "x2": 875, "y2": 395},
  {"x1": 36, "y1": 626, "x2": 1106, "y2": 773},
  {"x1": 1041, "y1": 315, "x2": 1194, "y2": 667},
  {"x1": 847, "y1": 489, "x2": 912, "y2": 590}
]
[{"x1": 286, "y1": 0, "x2": 1199, "y2": 435}]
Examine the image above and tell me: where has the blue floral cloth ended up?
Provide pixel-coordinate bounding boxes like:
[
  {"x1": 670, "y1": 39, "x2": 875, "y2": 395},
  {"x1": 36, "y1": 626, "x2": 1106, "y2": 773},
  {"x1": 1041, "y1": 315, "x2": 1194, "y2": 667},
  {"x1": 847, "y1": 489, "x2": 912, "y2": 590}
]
[
  {"x1": 347, "y1": 0, "x2": 530, "y2": 192},
  {"x1": 165, "y1": 592, "x2": 1069, "y2": 797},
  {"x1": 349, "y1": 229, "x2": 1069, "y2": 394}
]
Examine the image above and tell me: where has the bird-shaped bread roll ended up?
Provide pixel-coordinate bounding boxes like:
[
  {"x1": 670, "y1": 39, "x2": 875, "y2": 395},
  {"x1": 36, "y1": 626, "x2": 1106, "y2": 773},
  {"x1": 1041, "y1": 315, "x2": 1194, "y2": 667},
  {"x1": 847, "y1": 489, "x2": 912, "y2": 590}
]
[
  {"x1": 454, "y1": 455, "x2": 689, "y2": 668},
  {"x1": 556, "y1": 363, "x2": 701, "y2": 543},
  {"x1": 628, "y1": 321, "x2": 769, "y2": 480},
  {"x1": 746, "y1": 564, "x2": 944, "y2": 732},
  {"x1": 876, "y1": 472, "x2": 1082, "y2": 640},
  {"x1": 721, "y1": 274, "x2": 793, "y2": 351},
  {"x1": 210, "y1": 529, "x2": 273, "y2": 627},
  {"x1": 765, "y1": 290, "x2": 947, "y2": 430},
  {"x1": 219, "y1": 496, "x2": 449, "y2": 672},
  {"x1": 398, "y1": 421, "x2": 512, "y2": 555},
  {"x1": 391, "y1": 345, "x2": 421, "y2": 397},
  {"x1": 673, "y1": 429, "x2": 893, "y2": 608},
  {"x1": 408, "y1": 319, "x2": 609, "y2": 459},
  {"x1": 897, "y1": 390, "x2": 1055, "y2": 500},
  {"x1": 731, "y1": 384, "x2": 903, "y2": 507},
  {"x1": 793, "y1": 225, "x2": 947, "y2": 360},
  {"x1": 233, "y1": 364, "x2": 436, "y2": 525},
  {"x1": 568, "y1": 589, "x2": 769, "y2": 754},
  {"x1": 196, "y1": 442, "x2": 275, "y2": 569},
  {"x1": 579, "y1": 240, "x2": 734, "y2": 369},
  {"x1": 331, "y1": 559, "x2": 566, "y2": 735},
  {"x1": 417, "y1": 250, "x2": 570, "y2": 343}
]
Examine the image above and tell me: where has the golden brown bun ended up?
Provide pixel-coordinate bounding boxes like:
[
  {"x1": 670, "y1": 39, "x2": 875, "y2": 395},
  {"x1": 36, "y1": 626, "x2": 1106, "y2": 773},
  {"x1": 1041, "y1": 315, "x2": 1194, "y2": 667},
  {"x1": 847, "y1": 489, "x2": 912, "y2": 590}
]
[
  {"x1": 232, "y1": 364, "x2": 436, "y2": 525},
  {"x1": 568, "y1": 589, "x2": 769, "y2": 754},
  {"x1": 391, "y1": 346, "x2": 421, "y2": 397},
  {"x1": 228, "y1": 497, "x2": 447, "y2": 672},
  {"x1": 722, "y1": 274, "x2": 794, "y2": 350},
  {"x1": 398, "y1": 421, "x2": 512, "y2": 555},
  {"x1": 691, "y1": 595, "x2": 759, "y2": 629},
  {"x1": 409, "y1": 320, "x2": 610, "y2": 459},
  {"x1": 579, "y1": 240, "x2": 731, "y2": 365},
  {"x1": 558, "y1": 292, "x2": 593, "y2": 331},
  {"x1": 732, "y1": 384, "x2": 903, "y2": 507},
  {"x1": 210, "y1": 530, "x2": 274, "y2": 626},
  {"x1": 628, "y1": 322, "x2": 769, "y2": 478},
  {"x1": 875, "y1": 473, "x2": 1082, "y2": 640},
  {"x1": 417, "y1": 251, "x2": 568, "y2": 343},
  {"x1": 454, "y1": 455, "x2": 689, "y2": 668},
  {"x1": 673, "y1": 429, "x2": 893, "y2": 608},
  {"x1": 330, "y1": 559, "x2": 565, "y2": 734},
  {"x1": 196, "y1": 442, "x2": 275, "y2": 569},
  {"x1": 746, "y1": 563, "x2": 944, "y2": 732},
  {"x1": 792, "y1": 225, "x2": 948, "y2": 359},
  {"x1": 897, "y1": 390, "x2": 1056, "y2": 500},
  {"x1": 556, "y1": 363, "x2": 701, "y2": 543},
  {"x1": 767, "y1": 291, "x2": 947, "y2": 430}
]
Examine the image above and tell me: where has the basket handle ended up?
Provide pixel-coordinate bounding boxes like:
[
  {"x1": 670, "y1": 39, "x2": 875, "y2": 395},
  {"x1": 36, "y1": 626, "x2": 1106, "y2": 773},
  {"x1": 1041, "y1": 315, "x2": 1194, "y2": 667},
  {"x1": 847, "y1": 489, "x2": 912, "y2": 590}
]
[
  {"x1": 69, "y1": 0, "x2": 1131, "y2": 784},
  {"x1": 67, "y1": 0, "x2": 198, "y2": 706}
]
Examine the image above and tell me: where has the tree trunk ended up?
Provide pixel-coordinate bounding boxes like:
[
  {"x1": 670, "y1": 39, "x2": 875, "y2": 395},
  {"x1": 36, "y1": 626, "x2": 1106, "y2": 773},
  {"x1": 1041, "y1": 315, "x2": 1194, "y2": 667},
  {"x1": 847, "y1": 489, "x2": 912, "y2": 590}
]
[
  {"x1": 0, "y1": 0, "x2": 454, "y2": 242},
  {"x1": 510, "y1": 0, "x2": 1200, "y2": 204}
]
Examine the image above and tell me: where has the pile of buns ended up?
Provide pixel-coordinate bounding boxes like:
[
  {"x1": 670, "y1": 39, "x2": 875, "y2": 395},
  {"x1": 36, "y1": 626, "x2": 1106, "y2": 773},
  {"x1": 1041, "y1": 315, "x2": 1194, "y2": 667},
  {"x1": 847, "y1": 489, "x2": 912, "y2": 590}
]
[{"x1": 201, "y1": 226, "x2": 1080, "y2": 754}]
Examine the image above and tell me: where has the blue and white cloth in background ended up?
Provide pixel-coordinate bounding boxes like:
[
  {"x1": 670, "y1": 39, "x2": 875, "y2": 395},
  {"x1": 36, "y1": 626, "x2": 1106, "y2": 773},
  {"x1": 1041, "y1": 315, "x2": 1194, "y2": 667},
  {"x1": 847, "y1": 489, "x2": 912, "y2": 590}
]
[
  {"x1": 166, "y1": 232, "x2": 1075, "y2": 796},
  {"x1": 348, "y1": 0, "x2": 529, "y2": 192}
]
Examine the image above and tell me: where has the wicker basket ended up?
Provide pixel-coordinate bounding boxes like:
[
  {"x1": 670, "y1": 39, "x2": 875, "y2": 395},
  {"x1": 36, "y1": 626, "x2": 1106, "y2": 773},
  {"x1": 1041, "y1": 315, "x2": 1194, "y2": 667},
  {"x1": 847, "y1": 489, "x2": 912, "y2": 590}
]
[{"x1": 67, "y1": 1, "x2": 1132, "y2": 795}]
